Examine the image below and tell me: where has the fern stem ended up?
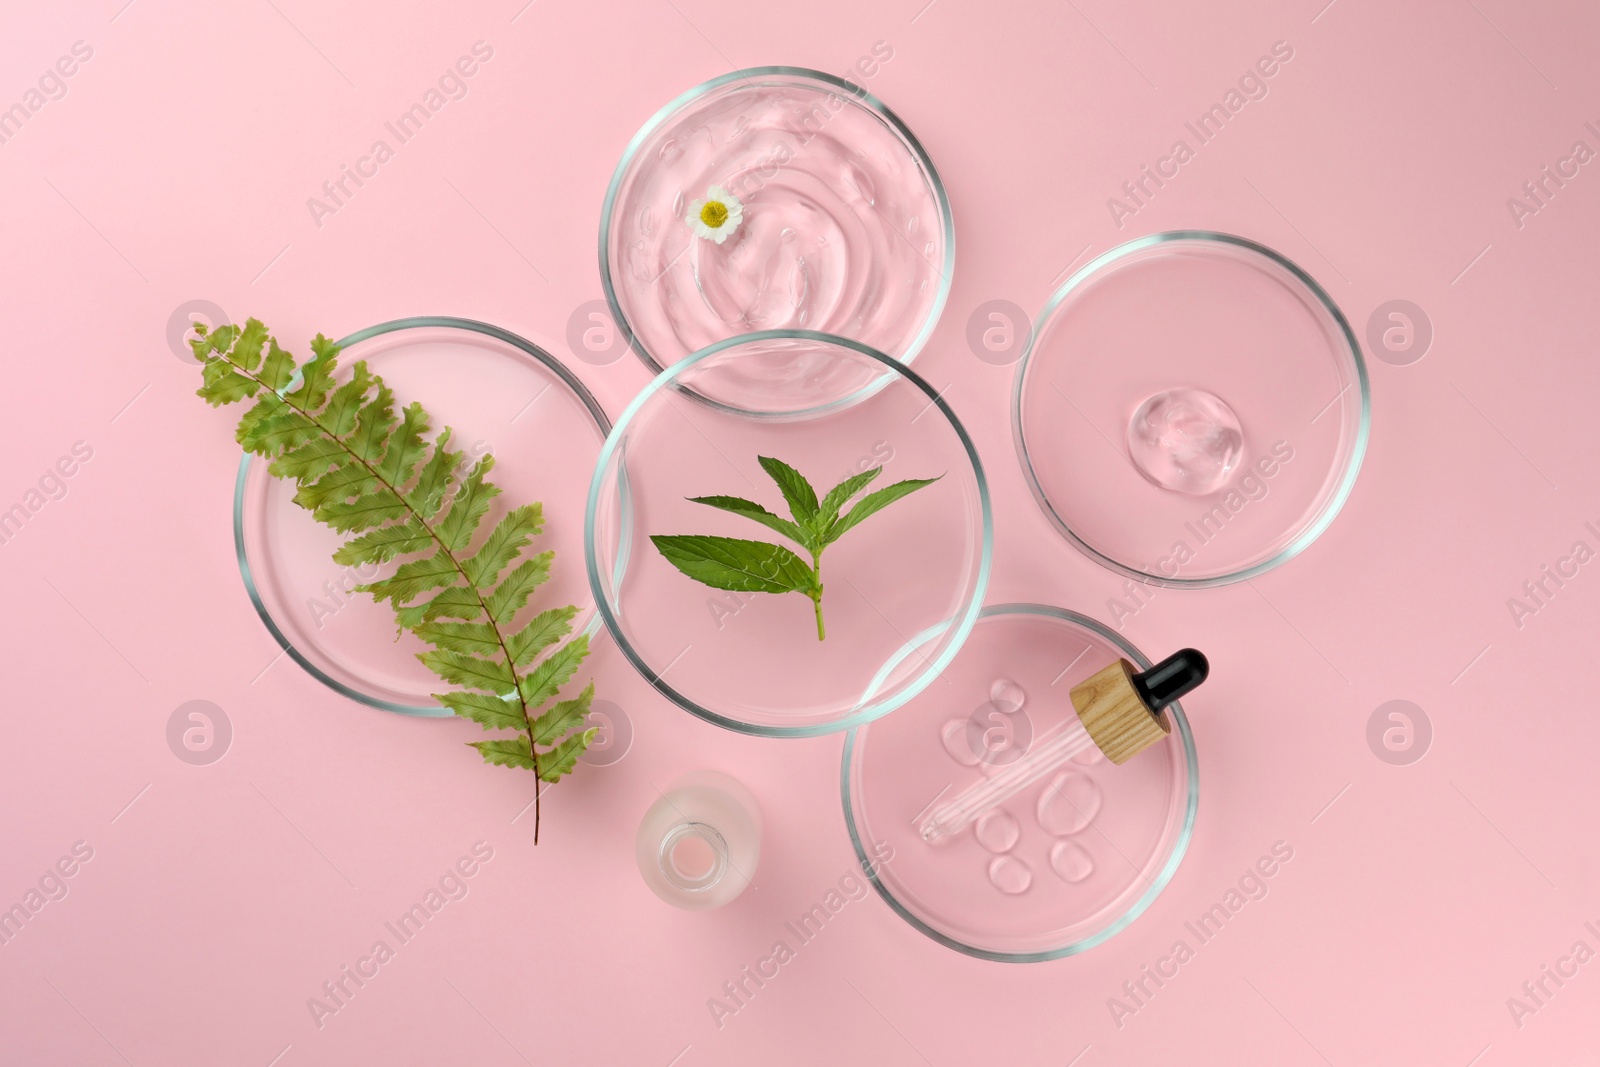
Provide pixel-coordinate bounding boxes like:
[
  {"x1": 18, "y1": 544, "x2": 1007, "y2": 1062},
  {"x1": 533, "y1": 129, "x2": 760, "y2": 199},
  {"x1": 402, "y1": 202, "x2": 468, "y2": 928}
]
[{"x1": 228, "y1": 357, "x2": 545, "y2": 841}]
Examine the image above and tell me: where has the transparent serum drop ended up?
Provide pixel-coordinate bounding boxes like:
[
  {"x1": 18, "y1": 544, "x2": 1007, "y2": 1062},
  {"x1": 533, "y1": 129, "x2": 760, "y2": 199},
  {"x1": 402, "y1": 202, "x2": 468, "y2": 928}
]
[
  {"x1": 1036, "y1": 772, "x2": 1103, "y2": 837},
  {"x1": 636, "y1": 771, "x2": 761, "y2": 910},
  {"x1": 988, "y1": 855, "x2": 1033, "y2": 895},
  {"x1": 975, "y1": 809, "x2": 1020, "y2": 854},
  {"x1": 1127, "y1": 388, "x2": 1243, "y2": 495},
  {"x1": 1050, "y1": 840, "x2": 1094, "y2": 883}
]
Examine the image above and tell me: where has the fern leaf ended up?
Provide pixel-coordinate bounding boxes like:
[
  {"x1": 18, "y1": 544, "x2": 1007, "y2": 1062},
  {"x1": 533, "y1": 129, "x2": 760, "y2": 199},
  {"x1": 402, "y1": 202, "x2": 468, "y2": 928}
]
[
  {"x1": 271, "y1": 437, "x2": 348, "y2": 481},
  {"x1": 438, "y1": 690, "x2": 525, "y2": 731},
  {"x1": 468, "y1": 736, "x2": 536, "y2": 771},
  {"x1": 314, "y1": 491, "x2": 409, "y2": 533},
  {"x1": 321, "y1": 362, "x2": 373, "y2": 437},
  {"x1": 418, "y1": 648, "x2": 516, "y2": 693},
  {"x1": 405, "y1": 429, "x2": 460, "y2": 519},
  {"x1": 394, "y1": 585, "x2": 484, "y2": 628},
  {"x1": 530, "y1": 682, "x2": 593, "y2": 745},
  {"x1": 191, "y1": 320, "x2": 601, "y2": 843},
  {"x1": 436, "y1": 455, "x2": 500, "y2": 552},
  {"x1": 294, "y1": 463, "x2": 379, "y2": 510},
  {"x1": 333, "y1": 518, "x2": 432, "y2": 566},
  {"x1": 538, "y1": 729, "x2": 597, "y2": 783},
  {"x1": 259, "y1": 338, "x2": 296, "y2": 391},
  {"x1": 347, "y1": 381, "x2": 395, "y2": 464},
  {"x1": 463, "y1": 504, "x2": 543, "y2": 588},
  {"x1": 284, "y1": 337, "x2": 339, "y2": 411},
  {"x1": 361, "y1": 546, "x2": 458, "y2": 605},
  {"x1": 240, "y1": 406, "x2": 320, "y2": 455},
  {"x1": 507, "y1": 605, "x2": 578, "y2": 668},
  {"x1": 377, "y1": 402, "x2": 430, "y2": 489},
  {"x1": 518, "y1": 635, "x2": 589, "y2": 707},
  {"x1": 225, "y1": 318, "x2": 268, "y2": 372},
  {"x1": 486, "y1": 553, "x2": 553, "y2": 625},
  {"x1": 414, "y1": 620, "x2": 503, "y2": 658},
  {"x1": 197, "y1": 358, "x2": 258, "y2": 406}
]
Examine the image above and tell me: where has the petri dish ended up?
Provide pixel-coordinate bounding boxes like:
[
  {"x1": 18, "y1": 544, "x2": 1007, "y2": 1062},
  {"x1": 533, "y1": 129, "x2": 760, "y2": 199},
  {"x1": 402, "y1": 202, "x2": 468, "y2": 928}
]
[
  {"x1": 1014, "y1": 232, "x2": 1369, "y2": 586},
  {"x1": 235, "y1": 317, "x2": 612, "y2": 716},
  {"x1": 600, "y1": 67, "x2": 954, "y2": 409},
  {"x1": 842, "y1": 604, "x2": 1197, "y2": 962},
  {"x1": 586, "y1": 331, "x2": 991, "y2": 737}
]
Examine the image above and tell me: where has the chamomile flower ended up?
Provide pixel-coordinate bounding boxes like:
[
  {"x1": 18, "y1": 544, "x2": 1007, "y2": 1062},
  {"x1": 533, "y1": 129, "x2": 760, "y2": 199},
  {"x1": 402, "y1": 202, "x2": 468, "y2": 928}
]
[{"x1": 686, "y1": 185, "x2": 744, "y2": 244}]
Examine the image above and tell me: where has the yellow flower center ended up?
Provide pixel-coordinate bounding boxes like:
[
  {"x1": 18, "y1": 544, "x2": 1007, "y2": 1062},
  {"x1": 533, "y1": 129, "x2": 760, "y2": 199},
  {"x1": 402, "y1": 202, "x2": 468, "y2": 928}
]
[{"x1": 699, "y1": 200, "x2": 729, "y2": 228}]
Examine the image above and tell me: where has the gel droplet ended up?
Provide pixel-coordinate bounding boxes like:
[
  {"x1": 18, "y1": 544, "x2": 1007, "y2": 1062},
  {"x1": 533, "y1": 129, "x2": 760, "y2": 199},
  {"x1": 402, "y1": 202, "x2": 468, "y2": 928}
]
[
  {"x1": 1036, "y1": 772, "x2": 1103, "y2": 836},
  {"x1": 1127, "y1": 388, "x2": 1243, "y2": 495},
  {"x1": 990, "y1": 678, "x2": 1026, "y2": 714},
  {"x1": 941, "y1": 719, "x2": 980, "y2": 766},
  {"x1": 975, "y1": 809, "x2": 1019, "y2": 853},
  {"x1": 988, "y1": 855, "x2": 1033, "y2": 895},
  {"x1": 1050, "y1": 840, "x2": 1094, "y2": 883}
]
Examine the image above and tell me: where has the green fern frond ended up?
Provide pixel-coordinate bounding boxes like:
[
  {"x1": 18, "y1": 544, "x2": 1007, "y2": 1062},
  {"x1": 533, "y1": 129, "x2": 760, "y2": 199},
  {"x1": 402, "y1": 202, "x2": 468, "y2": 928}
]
[{"x1": 190, "y1": 318, "x2": 597, "y2": 843}]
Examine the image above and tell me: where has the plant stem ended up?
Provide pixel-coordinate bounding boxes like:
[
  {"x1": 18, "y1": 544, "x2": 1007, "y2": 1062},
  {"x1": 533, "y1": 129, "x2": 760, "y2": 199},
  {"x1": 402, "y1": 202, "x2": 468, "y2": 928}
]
[
  {"x1": 812, "y1": 553, "x2": 825, "y2": 641},
  {"x1": 227, "y1": 355, "x2": 545, "y2": 841}
]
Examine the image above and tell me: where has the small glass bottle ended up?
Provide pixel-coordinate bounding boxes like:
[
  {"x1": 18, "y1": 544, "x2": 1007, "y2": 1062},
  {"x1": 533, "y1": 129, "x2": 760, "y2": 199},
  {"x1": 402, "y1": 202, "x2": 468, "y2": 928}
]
[{"x1": 636, "y1": 771, "x2": 761, "y2": 910}]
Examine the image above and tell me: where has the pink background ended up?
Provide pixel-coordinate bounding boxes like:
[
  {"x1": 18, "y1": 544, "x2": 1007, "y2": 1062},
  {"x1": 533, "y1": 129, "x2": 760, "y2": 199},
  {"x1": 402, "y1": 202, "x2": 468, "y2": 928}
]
[{"x1": 2, "y1": 0, "x2": 1597, "y2": 1064}]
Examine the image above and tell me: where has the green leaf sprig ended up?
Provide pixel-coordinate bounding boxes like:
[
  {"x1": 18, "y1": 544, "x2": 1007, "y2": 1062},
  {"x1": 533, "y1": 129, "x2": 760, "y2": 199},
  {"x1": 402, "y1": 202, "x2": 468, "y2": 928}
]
[
  {"x1": 192, "y1": 319, "x2": 596, "y2": 843},
  {"x1": 650, "y1": 456, "x2": 940, "y2": 640}
]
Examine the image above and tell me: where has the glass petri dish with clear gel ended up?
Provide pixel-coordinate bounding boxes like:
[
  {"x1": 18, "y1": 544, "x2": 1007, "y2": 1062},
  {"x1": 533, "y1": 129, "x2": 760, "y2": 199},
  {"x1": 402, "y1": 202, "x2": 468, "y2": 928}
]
[
  {"x1": 600, "y1": 67, "x2": 954, "y2": 409},
  {"x1": 234, "y1": 317, "x2": 612, "y2": 716},
  {"x1": 842, "y1": 604, "x2": 1197, "y2": 962},
  {"x1": 1013, "y1": 232, "x2": 1369, "y2": 587},
  {"x1": 585, "y1": 331, "x2": 992, "y2": 738}
]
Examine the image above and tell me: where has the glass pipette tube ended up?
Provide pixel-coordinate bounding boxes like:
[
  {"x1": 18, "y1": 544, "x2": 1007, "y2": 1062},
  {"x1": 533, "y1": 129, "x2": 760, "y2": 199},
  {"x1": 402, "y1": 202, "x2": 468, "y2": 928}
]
[{"x1": 916, "y1": 720, "x2": 1097, "y2": 844}]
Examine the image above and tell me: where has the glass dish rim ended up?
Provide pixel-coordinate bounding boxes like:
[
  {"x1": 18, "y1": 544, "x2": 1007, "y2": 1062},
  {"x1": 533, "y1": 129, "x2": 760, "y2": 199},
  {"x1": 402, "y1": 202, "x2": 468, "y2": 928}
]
[
  {"x1": 232, "y1": 315, "x2": 614, "y2": 718},
  {"x1": 597, "y1": 64, "x2": 957, "y2": 403},
  {"x1": 1011, "y1": 229, "x2": 1372, "y2": 588},
  {"x1": 840, "y1": 602, "x2": 1200, "y2": 963},
  {"x1": 584, "y1": 328, "x2": 994, "y2": 738}
]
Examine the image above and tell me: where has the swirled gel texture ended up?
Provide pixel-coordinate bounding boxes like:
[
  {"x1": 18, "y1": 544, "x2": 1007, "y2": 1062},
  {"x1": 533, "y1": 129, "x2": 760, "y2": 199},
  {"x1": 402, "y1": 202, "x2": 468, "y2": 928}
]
[{"x1": 605, "y1": 74, "x2": 949, "y2": 410}]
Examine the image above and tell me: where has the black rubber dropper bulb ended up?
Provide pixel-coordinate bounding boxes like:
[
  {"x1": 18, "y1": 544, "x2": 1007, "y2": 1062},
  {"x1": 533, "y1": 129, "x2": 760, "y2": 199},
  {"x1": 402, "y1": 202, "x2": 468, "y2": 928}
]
[{"x1": 1130, "y1": 649, "x2": 1209, "y2": 712}]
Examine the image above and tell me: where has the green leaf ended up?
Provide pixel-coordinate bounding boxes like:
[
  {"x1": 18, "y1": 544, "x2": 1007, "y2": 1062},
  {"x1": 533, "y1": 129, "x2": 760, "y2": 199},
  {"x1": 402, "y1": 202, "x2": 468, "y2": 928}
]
[
  {"x1": 506, "y1": 605, "x2": 578, "y2": 668},
  {"x1": 538, "y1": 729, "x2": 597, "y2": 783},
  {"x1": 826, "y1": 476, "x2": 942, "y2": 543},
  {"x1": 190, "y1": 322, "x2": 236, "y2": 360},
  {"x1": 687, "y1": 495, "x2": 809, "y2": 550},
  {"x1": 228, "y1": 318, "x2": 268, "y2": 372},
  {"x1": 650, "y1": 535, "x2": 817, "y2": 595},
  {"x1": 518, "y1": 634, "x2": 589, "y2": 708},
  {"x1": 468, "y1": 736, "x2": 536, "y2": 771},
  {"x1": 346, "y1": 382, "x2": 395, "y2": 464},
  {"x1": 321, "y1": 362, "x2": 373, "y2": 437},
  {"x1": 294, "y1": 463, "x2": 377, "y2": 510},
  {"x1": 238, "y1": 406, "x2": 320, "y2": 455},
  {"x1": 415, "y1": 619, "x2": 503, "y2": 658},
  {"x1": 315, "y1": 491, "x2": 409, "y2": 533},
  {"x1": 436, "y1": 455, "x2": 500, "y2": 552},
  {"x1": 529, "y1": 682, "x2": 593, "y2": 745},
  {"x1": 196, "y1": 361, "x2": 258, "y2": 406},
  {"x1": 419, "y1": 648, "x2": 516, "y2": 693},
  {"x1": 463, "y1": 504, "x2": 542, "y2": 588},
  {"x1": 758, "y1": 455, "x2": 818, "y2": 523},
  {"x1": 819, "y1": 467, "x2": 881, "y2": 522},
  {"x1": 259, "y1": 338, "x2": 296, "y2": 392},
  {"x1": 376, "y1": 402, "x2": 430, "y2": 489},
  {"x1": 406, "y1": 429, "x2": 461, "y2": 520},
  {"x1": 485, "y1": 553, "x2": 553, "y2": 625},
  {"x1": 332, "y1": 517, "x2": 431, "y2": 566},
  {"x1": 438, "y1": 689, "x2": 524, "y2": 731},
  {"x1": 271, "y1": 437, "x2": 347, "y2": 481},
  {"x1": 362, "y1": 547, "x2": 459, "y2": 605},
  {"x1": 394, "y1": 585, "x2": 483, "y2": 628},
  {"x1": 284, "y1": 339, "x2": 338, "y2": 411}
]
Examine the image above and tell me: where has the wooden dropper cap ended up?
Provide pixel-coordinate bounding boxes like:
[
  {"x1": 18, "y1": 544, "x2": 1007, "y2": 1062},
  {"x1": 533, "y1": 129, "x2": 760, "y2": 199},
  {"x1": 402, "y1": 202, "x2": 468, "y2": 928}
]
[{"x1": 1070, "y1": 649, "x2": 1208, "y2": 765}]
